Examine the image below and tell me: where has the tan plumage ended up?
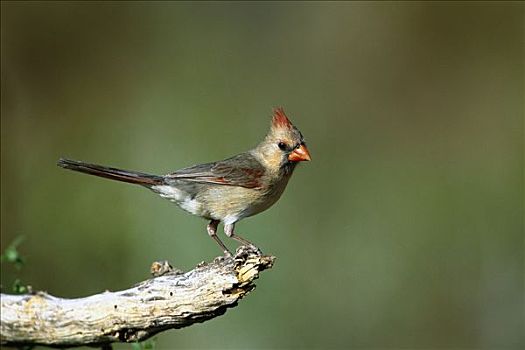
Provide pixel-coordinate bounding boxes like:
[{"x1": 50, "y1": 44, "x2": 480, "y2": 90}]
[{"x1": 58, "y1": 108, "x2": 310, "y2": 254}]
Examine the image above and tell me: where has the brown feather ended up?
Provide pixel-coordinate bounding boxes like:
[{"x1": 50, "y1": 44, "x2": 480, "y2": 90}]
[
  {"x1": 57, "y1": 158, "x2": 164, "y2": 186},
  {"x1": 166, "y1": 153, "x2": 266, "y2": 189}
]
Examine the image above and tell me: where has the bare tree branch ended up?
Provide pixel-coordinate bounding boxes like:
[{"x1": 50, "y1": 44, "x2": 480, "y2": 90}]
[{"x1": 0, "y1": 246, "x2": 275, "y2": 348}]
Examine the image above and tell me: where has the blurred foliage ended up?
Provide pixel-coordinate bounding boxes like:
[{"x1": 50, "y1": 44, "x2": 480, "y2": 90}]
[
  {"x1": 1, "y1": 2, "x2": 523, "y2": 349},
  {"x1": 1, "y1": 235, "x2": 25, "y2": 269},
  {"x1": 1, "y1": 236, "x2": 29, "y2": 293},
  {"x1": 132, "y1": 339, "x2": 156, "y2": 350}
]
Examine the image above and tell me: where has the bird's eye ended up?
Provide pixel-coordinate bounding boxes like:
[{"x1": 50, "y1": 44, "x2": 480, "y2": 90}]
[{"x1": 277, "y1": 142, "x2": 287, "y2": 151}]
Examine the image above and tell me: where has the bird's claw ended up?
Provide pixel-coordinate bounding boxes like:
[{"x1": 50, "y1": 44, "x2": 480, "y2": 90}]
[{"x1": 235, "y1": 244, "x2": 263, "y2": 257}]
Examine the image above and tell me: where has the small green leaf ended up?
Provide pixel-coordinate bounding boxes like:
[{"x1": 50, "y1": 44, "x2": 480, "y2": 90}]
[
  {"x1": 131, "y1": 338, "x2": 156, "y2": 350},
  {"x1": 143, "y1": 339, "x2": 155, "y2": 349},
  {"x1": 1, "y1": 235, "x2": 26, "y2": 268},
  {"x1": 12, "y1": 279, "x2": 27, "y2": 294}
]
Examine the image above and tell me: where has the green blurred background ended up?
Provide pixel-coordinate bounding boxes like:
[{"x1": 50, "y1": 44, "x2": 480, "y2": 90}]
[{"x1": 1, "y1": 2, "x2": 523, "y2": 349}]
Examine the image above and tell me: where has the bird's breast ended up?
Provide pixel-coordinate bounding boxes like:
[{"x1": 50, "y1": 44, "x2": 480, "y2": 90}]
[
  {"x1": 237, "y1": 173, "x2": 292, "y2": 218},
  {"x1": 152, "y1": 173, "x2": 293, "y2": 224}
]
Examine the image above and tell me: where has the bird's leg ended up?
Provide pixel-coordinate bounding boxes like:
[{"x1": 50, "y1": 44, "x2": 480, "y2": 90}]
[
  {"x1": 207, "y1": 220, "x2": 232, "y2": 256},
  {"x1": 224, "y1": 223, "x2": 262, "y2": 253}
]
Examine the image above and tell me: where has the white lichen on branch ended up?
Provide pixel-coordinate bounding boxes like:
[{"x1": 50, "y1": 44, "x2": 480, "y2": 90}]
[{"x1": 0, "y1": 246, "x2": 275, "y2": 348}]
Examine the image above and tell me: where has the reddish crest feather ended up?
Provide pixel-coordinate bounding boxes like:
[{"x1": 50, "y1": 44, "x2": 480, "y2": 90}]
[{"x1": 272, "y1": 107, "x2": 292, "y2": 129}]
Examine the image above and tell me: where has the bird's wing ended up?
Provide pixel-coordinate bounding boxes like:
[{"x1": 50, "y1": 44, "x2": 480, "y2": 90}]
[{"x1": 166, "y1": 153, "x2": 265, "y2": 189}]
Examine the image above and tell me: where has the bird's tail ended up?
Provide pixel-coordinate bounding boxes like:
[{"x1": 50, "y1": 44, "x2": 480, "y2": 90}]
[{"x1": 57, "y1": 158, "x2": 165, "y2": 186}]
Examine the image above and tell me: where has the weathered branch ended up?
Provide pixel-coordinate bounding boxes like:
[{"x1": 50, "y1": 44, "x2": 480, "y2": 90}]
[{"x1": 0, "y1": 246, "x2": 275, "y2": 348}]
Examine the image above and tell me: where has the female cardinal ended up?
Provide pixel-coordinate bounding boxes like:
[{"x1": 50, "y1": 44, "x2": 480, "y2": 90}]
[{"x1": 58, "y1": 108, "x2": 311, "y2": 255}]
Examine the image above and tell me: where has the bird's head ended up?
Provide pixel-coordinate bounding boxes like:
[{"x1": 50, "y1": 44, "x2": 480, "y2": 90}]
[{"x1": 254, "y1": 107, "x2": 311, "y2": 175}]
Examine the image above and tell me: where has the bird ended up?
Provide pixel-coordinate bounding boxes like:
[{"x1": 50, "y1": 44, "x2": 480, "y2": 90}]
[{"x1": 57, "y1": 108, "x2": 311, "y2": 255}]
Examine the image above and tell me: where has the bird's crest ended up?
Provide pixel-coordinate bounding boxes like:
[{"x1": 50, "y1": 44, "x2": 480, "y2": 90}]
[{"x1": 271, "y1": 107, "x2": 293, "y2": 129}]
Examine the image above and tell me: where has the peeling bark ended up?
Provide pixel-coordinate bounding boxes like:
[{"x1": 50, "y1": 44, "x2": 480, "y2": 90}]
[{"x1": 0, "y1": 246, "x2": 275, "y2": 348}]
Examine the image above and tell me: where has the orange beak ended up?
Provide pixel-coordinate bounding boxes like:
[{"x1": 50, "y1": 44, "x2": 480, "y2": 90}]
[{"x1": 288, "y1": 144, "x2": 311, "y2": 162}]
